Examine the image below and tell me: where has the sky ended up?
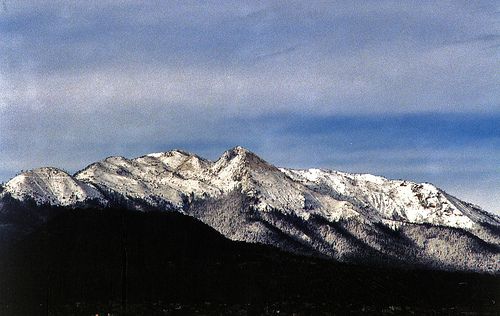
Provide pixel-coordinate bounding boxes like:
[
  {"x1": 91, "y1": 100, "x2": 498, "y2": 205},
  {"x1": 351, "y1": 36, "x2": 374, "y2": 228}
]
[{"x1": 0, "y1": 1, "x2": 499, "y2": 213}]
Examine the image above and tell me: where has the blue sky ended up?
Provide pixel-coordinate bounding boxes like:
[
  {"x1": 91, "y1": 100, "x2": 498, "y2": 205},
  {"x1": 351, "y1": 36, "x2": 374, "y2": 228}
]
[{"x1": 0, "y1": 1, "x2": 499, "y2": 213}]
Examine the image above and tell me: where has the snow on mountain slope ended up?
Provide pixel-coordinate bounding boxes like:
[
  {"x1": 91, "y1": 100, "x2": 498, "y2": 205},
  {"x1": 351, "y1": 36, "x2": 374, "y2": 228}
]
[
  {"x1": 74, "y1": 152, "x2": 220, "y2": 208},
  {"x1": 281, "y1": 168, "x2": 500, "y2": 230},
  {"x1": 72, "y1": 147, "x2": 358, "y2": 221},
  {"x1": 205, "y1": 147, "x2": 359, "y2": 221},
  {"x1": 1, "y1": 147, "x2": 499, "y2": 272},
  {"x1": 3, "y1": 167, "x2": 106, "y2": 206},
  {"x1": 4, "y1": 147, "x2": 498, "y2": 232}
]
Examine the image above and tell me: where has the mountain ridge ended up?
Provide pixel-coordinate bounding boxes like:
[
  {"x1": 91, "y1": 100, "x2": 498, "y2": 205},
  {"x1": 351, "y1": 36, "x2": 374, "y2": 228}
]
[{"x1": 1, "y1": 146, "x2": 499, "y2": 272}]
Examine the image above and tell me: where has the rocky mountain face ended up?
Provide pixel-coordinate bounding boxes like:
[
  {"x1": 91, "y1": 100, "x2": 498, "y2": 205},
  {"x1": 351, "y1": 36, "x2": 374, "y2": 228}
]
[{"x1": 1, "y1": 146, "x2": 499, "y2": 272}]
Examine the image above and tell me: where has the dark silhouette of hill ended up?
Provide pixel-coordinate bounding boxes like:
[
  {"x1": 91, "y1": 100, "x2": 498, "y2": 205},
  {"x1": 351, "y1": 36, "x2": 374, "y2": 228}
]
[{"x1": 0, "y1": 207, "x2": 498, "y2": 315}]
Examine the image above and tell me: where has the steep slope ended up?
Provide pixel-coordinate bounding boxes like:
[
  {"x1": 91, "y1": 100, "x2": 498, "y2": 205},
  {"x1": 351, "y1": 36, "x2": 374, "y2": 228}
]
[
  {"x1": 204, "y1": 147, "x2": 359, "y2": 219},
  {"x1": 74, "y1": 151, "x2": 219, "y2": 209},
  {"x1": 281, "y1": 168, "x2": 498, "y2": 229},
  {"x1": 1, "y1": 146, "x2": 499, "y2": 272},
  {"x1": 3, "y1": 167, "x2": 106, "y2": 206}
]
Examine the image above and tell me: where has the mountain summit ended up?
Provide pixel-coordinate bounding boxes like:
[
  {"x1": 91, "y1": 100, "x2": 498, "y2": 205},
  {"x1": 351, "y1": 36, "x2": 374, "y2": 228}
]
[{"x1": 1, "y1": 147, "x2": 499, "y2": 272}]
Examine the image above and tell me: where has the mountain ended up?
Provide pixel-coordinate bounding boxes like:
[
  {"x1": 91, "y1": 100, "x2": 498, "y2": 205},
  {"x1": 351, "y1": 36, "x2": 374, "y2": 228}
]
[
  {"x1": 3, "y1": 167, "x2": 106, "y2": 207},
  {"x1": 1, "y1": 146, "x2": 499, "y2": 272}
]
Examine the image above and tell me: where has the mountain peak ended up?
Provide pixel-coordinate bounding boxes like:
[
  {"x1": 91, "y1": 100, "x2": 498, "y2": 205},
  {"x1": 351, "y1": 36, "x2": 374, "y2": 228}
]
[
  {"x1": 232, "y1": 145, "x2": 251, "y2": 153},
  {"x1": 4, "y1": 167, "x2": 105, "y2": 206},
  {"x1": 218, "y1": 146, "x2": 270, "y2": 166},
  {"x1": 147, "y1": 149, "x2": 195, "y2": 158},
  {"x1": 103, "y1": 156, "x2": 129, "y2": 163},
  {"x1": 222, "y1": 146, "x2": 254, "y2": 159},
  {"x1": 8, "y1": 167, "x2": 72, "y2": 183}
]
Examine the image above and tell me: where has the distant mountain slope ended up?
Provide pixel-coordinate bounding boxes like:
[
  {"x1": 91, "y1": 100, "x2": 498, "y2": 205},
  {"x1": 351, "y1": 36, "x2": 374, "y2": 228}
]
[
  {"x1": 1, "y1": 146, "x2": 499, "y2": 272},
  {"x1": 0, "y1": 208, "x2": 498, "y2": 315},
  {"x1": 4, "y1": 167, "x2": 106, "y2": 206}
]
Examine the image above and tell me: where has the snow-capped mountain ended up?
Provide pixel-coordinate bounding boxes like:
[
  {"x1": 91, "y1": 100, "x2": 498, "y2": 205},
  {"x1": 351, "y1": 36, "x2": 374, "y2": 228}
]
[
  {"x1": 1, "y1": 146, "x2": 499, "y2": 272},
  {"x1": 3, "y1": 167, "x2": 106, "y2": 207}
]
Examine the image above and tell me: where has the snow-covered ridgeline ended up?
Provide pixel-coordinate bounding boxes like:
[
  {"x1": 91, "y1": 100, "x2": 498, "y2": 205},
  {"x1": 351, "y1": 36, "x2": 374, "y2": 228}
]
[
  {"x1": 2, "y1": 147, "x2": 498, "y2": 231},
  {"x1": 280, "y1": 168, "x2": 482, "y2": 229},
  {"x1": 3, "y1": 167, "x2": 106, "y2": 206}
]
